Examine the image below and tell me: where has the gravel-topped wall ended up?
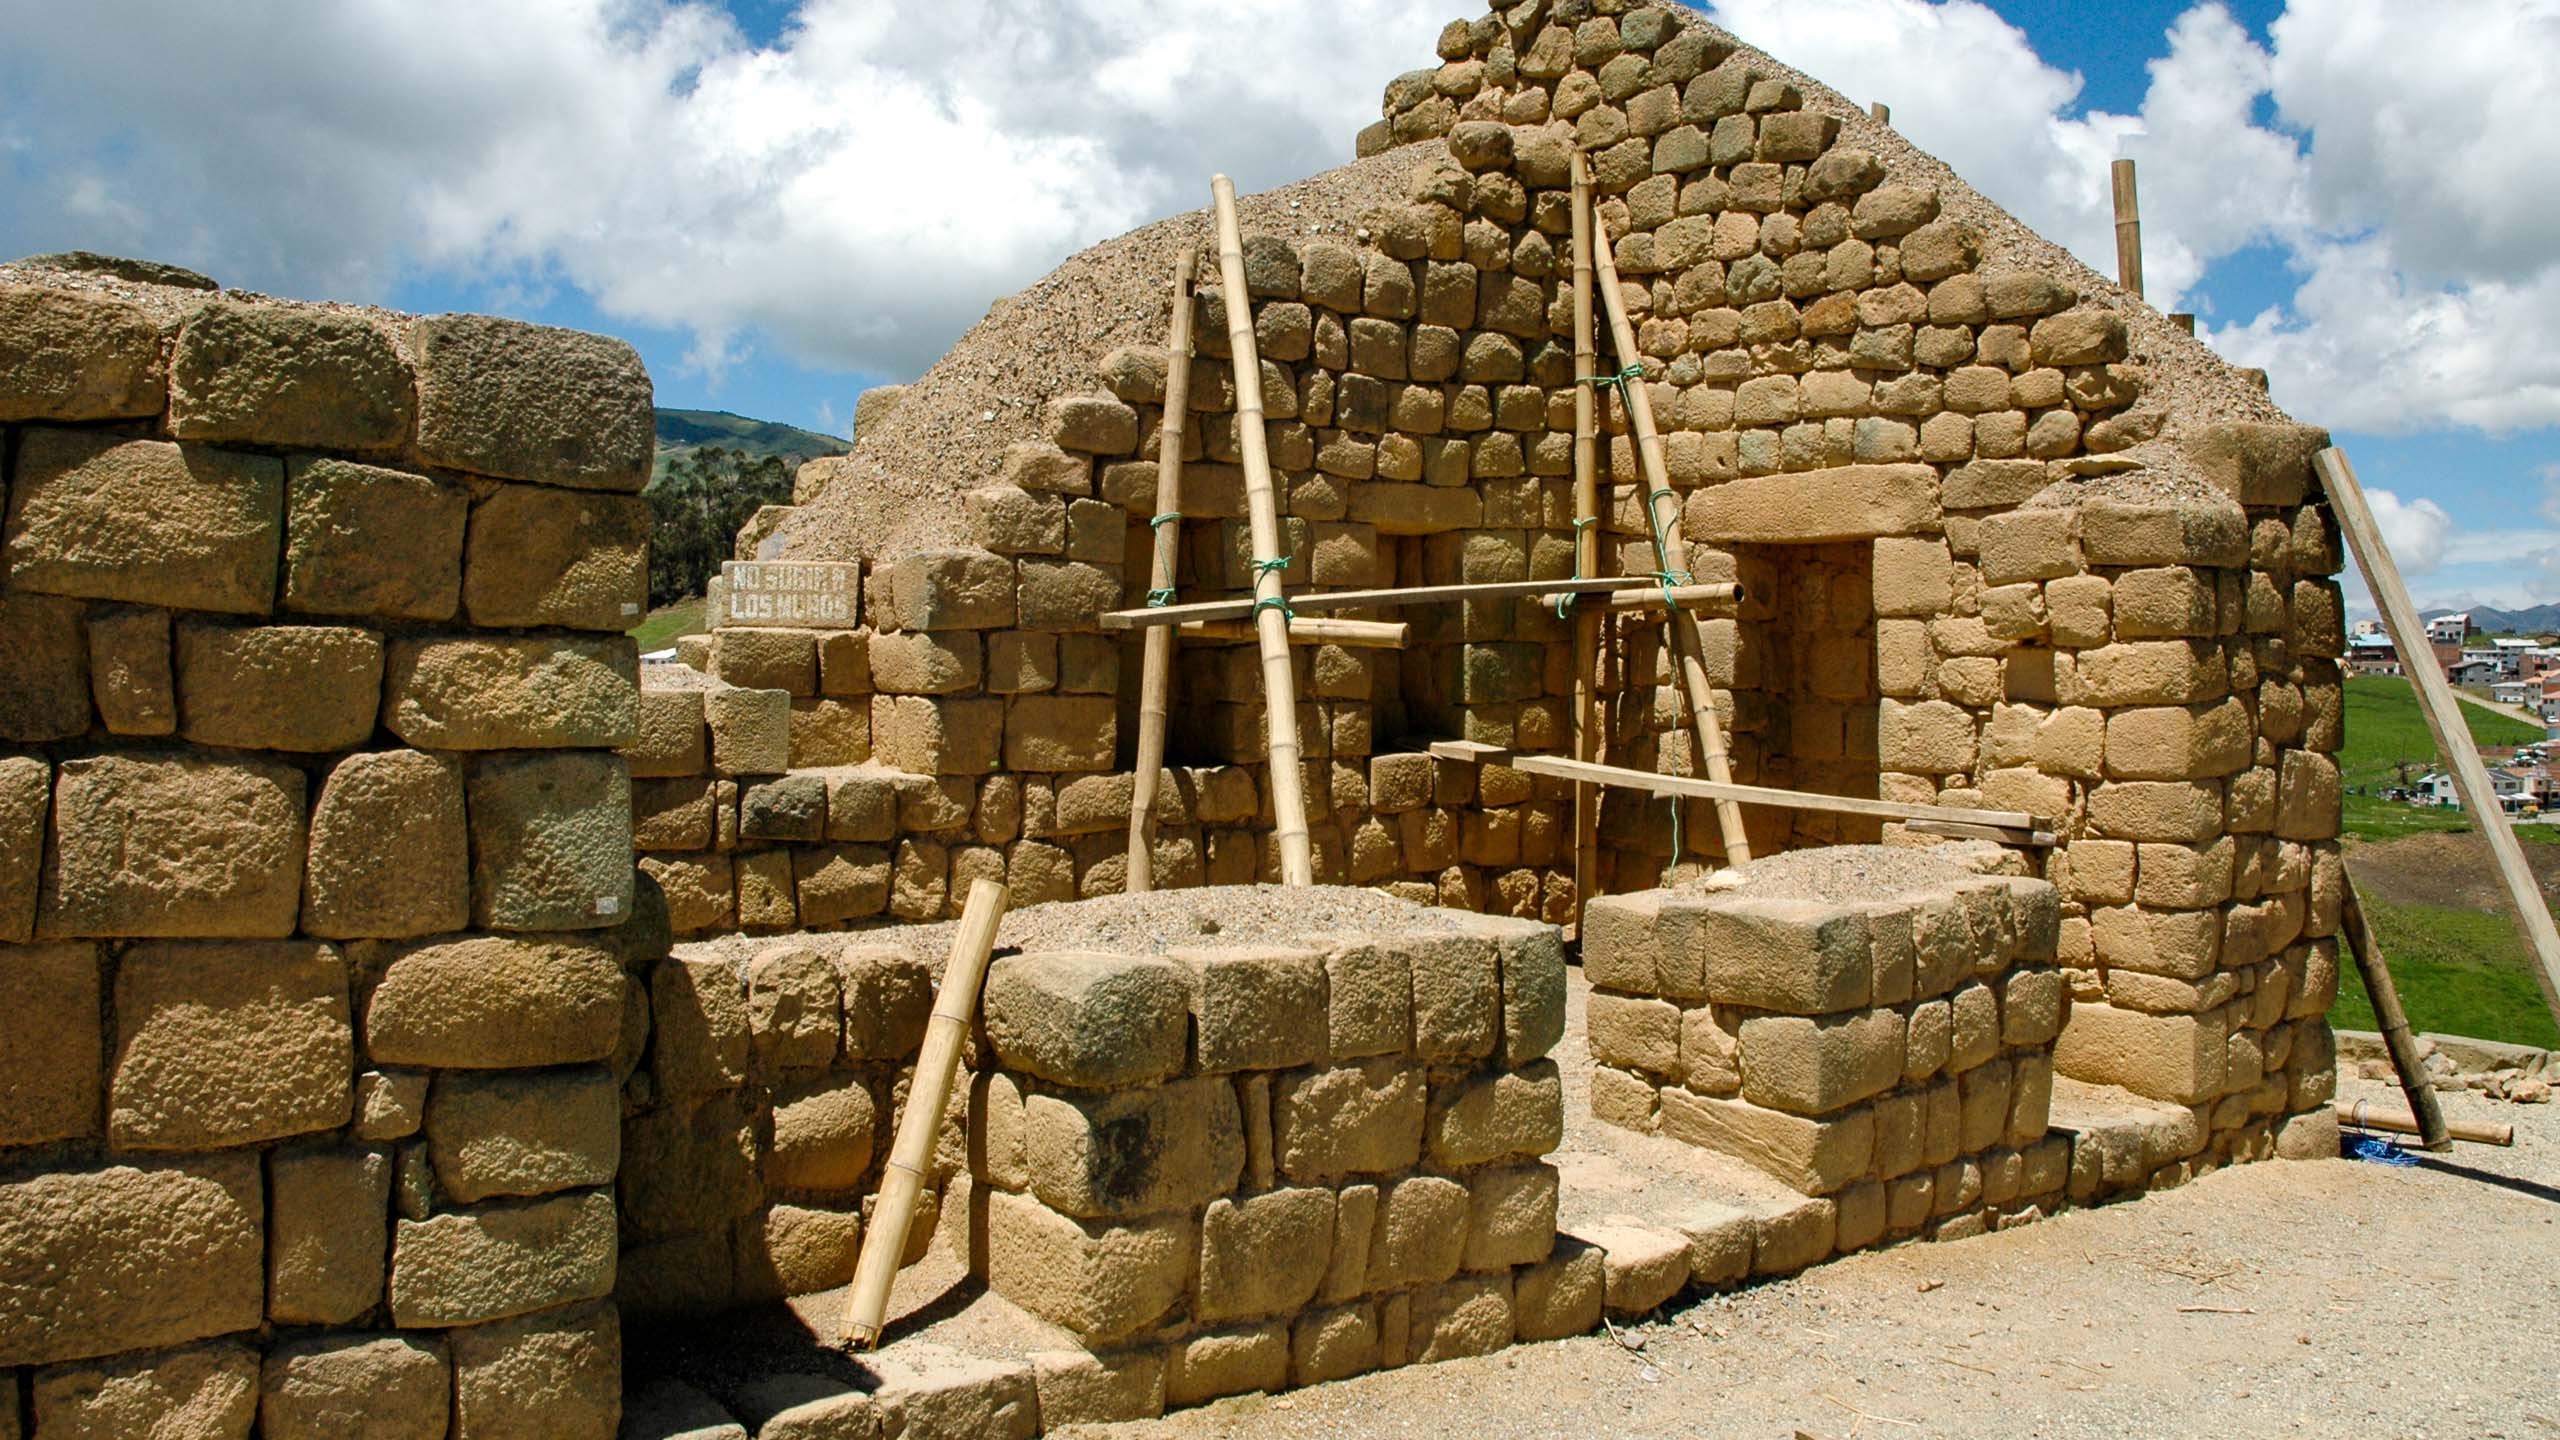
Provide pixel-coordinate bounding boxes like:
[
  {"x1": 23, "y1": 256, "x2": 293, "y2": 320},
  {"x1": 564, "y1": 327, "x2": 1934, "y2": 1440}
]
[{"x1": 0, "y1": 256, "x2": 658, "y2": 1440}]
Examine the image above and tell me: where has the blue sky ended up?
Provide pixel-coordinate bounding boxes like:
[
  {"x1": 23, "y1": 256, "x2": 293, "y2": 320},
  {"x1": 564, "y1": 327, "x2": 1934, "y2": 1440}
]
[{"x1": 5, "y1": 0, "x2": 2554, "y2": 614}]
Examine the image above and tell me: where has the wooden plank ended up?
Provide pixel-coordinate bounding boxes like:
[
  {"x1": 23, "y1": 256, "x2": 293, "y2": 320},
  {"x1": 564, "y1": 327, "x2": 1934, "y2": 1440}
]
[
  {"x1": 2341, "y1": 878, "x2": 2453, "y2": 1150},
  {"x1": 1126, "y1": 246, "x2": 1198, "y2": 894},
  {"x1": 1098, "y1": 574, "x2": 1673, "y2": 629},
  {"x1": 1591, "y1": 212, "x2": 1752, "y2": 863},
  {"x1": 2317, "y1": 447, "x2": 2560, "y2": 1035},
  {"x1": 1178, "y1": 617, "x2": 1408, "y2": 648},
  {"x1": 1211, "y1": 174, "x2": 1312, "y2": 886},
  {"x1": 1425, "y1": 742, "x2": 2049, "y2": 834}
]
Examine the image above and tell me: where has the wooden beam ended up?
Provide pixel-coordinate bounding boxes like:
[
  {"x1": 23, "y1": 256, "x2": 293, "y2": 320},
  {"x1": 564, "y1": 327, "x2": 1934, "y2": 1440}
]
[
  {"x1": 2341, "y1": 878, "x2": 2452, "y2": 1150},
  {"x1": 1591, "y1": 211, "x2": 1753, "y2": 863},
  {"x1": 2317, "y1": 446, "x2": 2560, "y2": 1037},
  {"x1": 1211, "y1": 174, "x2": 1312, "y2": 886},
  {"x1": 1099, "y1": 574, "x2": 1675, "y2": 629},
  {"x1": 1178, "y1": 617, "x2": 1408, "y2": 648},
  {"x1": 1424, "y1": 742, "x2": 2051, "y2": 838},
  {"x1": 1126, "y1": 246, "x2": 1198, "y2": 894}
]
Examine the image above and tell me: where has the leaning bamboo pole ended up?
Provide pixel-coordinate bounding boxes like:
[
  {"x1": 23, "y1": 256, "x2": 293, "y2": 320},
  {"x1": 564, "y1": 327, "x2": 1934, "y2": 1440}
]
[
  {"x1": 1569, "y1": 150, "x2": 1603, "y2": 926},
  {"x1": 839, "y1": 878, "x2": 1010, "y2": 1349},
  {"x1": 1588, "y1": 212, "x2": 1753, "y2": 864},
  {"x1": 1210, "y1": 174, "x2": 1313, "y2": 885},
  {"x1": 1126, "y1": 246, "x2": 1199, "y2": 893},
  {"x1": 2340, "y1": 879, "x2": 2452, "y2": 1150}
]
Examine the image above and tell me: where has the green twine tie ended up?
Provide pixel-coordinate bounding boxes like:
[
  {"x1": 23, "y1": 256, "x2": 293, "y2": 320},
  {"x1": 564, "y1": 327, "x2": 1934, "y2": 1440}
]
[
  {"x1": 1554, "y1": 516, "x2": 1599, "y2": 619},
  {"x1": 1252, "y1": 555, "x2": 1295, "y2": 622},
  {"x1": 1144, "y1": 513, "x2": 1184, "y2": 607}
]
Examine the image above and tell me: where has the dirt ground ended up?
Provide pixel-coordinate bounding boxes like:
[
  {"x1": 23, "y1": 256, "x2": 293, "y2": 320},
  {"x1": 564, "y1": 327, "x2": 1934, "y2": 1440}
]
[
  {"x1": 2346, "y1": 831, "x2": 2560, "y2": 911},
  {"x1": 1071, "y1": 1073, "x2": 2560, "y2": 1440}
]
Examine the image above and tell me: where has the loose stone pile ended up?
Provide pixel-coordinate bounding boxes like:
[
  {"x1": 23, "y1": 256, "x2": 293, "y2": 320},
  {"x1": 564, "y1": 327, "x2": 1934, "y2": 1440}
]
[
  {"x1": 0, "y1": 256, "x2": 657, "y2": 1438},
  {"x1": 1583, "y1": 846, "x2": 2072, "y2": 1244}
]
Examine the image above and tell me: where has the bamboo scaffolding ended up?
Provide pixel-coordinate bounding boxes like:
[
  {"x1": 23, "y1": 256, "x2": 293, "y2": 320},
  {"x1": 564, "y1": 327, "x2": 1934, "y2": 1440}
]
[
  {"x1": 839, "y1": 878, "x2": 1009, "y2": 1349},
  {"x1": 1570, "y1": 150, "x2": 1603, "y2": 933},
  {"x1": 1099, "y1": 574, "x2": 1679, "y2": 629},
  {"x1": 1589, "y1": 214, "x2": 1753, "y2": 864},
  {"x1": 1179, "y1": 617, "x2": 1409, "y2": 648},
  {"x1": 2317, "y1": 447, "x2": 2560, "y2": 1036},
  {"x1": 2334, "y1": 1099, "x2": 2511, "y2": 1148},
  {"x1": 1426, "y1": 740, "x2": 2053, "y2": 842},
  {"x1": 2112, "y1": 158, "x2": 2144, "y2": 299},
  {"x1": 2341, "y1": 878, "x2": 2452, "y2": 1150},
  {"x1": 1210, "y1": 174, "x2": 1313, "y2": 886},
  {"x1": 1126, "y1": 247, "x2": 1199, "y2": 893}
]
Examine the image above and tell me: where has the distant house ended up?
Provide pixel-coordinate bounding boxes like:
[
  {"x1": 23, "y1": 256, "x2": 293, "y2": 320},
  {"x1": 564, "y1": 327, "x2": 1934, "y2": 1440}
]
[
  {"x1": 2444, "y1": 657, "x2": 2499, "y2": 686},
  {"x1": 2427, "y1": 612, "x2": 2473, "y2": 646},
  {"x1": 2416, "y1": 768, "x2": 2533, "y2": 810},
  {"x1": 2352, "y1": 618, "x2": 2385, "y2": 638},
  {"x1": 2347, "y1": 631, "x2": 2401, "y2": 675},
  {"x1": 2493, "y1": 677, "x2": 2537, "y2": 707}
]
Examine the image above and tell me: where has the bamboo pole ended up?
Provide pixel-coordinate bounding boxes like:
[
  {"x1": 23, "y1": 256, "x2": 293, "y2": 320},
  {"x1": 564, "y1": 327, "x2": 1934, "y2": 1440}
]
[
  {"x1": 1543, "y1": 582, "x2": 1742, "y2": 614},
  {"x1": 1180, "y1": 617, "x2": 1409, "y2": 648},
  {"x1": 2334, "y1": 1099, "x2": 2511, "y2": 1148},
  {"x1": 1127, "y1": 247, "x2": 1199, "y2": 894},
  {"x1": 1570, "y1": 150, "x2": 1603, "y2": 928},
  {"x1": 1869, "y1": 101, "x2": 1890, "y2": 125},
  {"x1": 2111, "y1": 158, "x2": 2144, "y2": 299},
  {"x1": 2169, "y1": 313, "x2": 2197, "y2": 336},
  {"x1": 839, "y1": 878, "x2": 1010, "y2": 1349},
  {"x1": 1100, "y1": 574, "x2": 1678, "y2": 629},
  {"x1": 1588, "y1": 215, "x2": 1753, "y2": 864},
  {"x1": 2317, "y1": 447, "x2": 2560, "y2": 1036},
  {"x1": 1210, "y1": 174, "x2": 1313, "y2": 886},
  {"x1": 2341, "y1": 878, "x2": 2452, "y2": 1150}
]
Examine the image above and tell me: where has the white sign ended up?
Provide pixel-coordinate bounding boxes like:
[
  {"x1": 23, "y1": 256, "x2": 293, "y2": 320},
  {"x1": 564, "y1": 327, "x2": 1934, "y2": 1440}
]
[{"x1": 721, "y1": 560, "x2": 860, "y2": 629}]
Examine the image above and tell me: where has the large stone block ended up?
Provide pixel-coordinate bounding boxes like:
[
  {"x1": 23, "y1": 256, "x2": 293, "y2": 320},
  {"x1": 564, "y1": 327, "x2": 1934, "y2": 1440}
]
[
  {"x1": 1658, "y1": 1088, "x2": 1873, "y2": 1194},
  {"x1": 447, "y1": 1301, "x2": 620, "y2": 1440},
  {"x1": 1021, "y1": 1075, "x2": 1244, "y2": 1219},
  {"x1": 282, "y1": 457, "x2": 468, "y2": 620},
  {"x1": 465, "y1": 484, "x2": 650, "y2": 630},
  {"x1": 384, "y1": 634, "x2": 637, "y2": 750},
  {"x1": 984, "y1": 952, "x2": 1190, "y2": 1088},
  {"x1": 651, "y1": 954, "x2": 749, "y2": 1095},
  {"x1": 174, "y1": 620, "x2": 383, "y2": 751},
  {"x1": 1409, "y1": 932, "x2": 1502, "y2": 1061},
  {"x1": 5, "y1": 431, "x2": 281, "y2": 613},
  {"x1": 259, "y1": 1334, "x2": 451, "y2": 1440},
  {"x1": 1005, "y1": 694, "x2": 1118, "y2": 772},
  {"x1": 30, "y1": 1340, "x2": 259, "y2": 1440},
  {"x1": 1172, "y1": 945, "x2": 1327, "y2": 1073},
  {"x1": 0, "y1": 592, "x2": 91, "y2": 742},
  {"x1": 706, "y1": 686, "x2": 791, "y2": 775},
  {"x1": 766, "y1": 1075, "x2": 878, "y2": 1190},
  {"x1": 873, "y1": 695, "x2": 1003, "y2": 775},
  {"x1": 792, "y1": 844, "x2": 891, "y2": 926},
  {"x1": 621, "y1": 1093, "x2": 761, "y2": 1240},
  {"x1": 872, "y1": 550, "x2": 1016, "y2": 631},
  {"x1": 2052, "y1": 1001, "x2": 2227, "y2": 1103},
  {"x1": 0, "y1": 1155, "x2": 263, "y2": 1365},
  {"x1": 0, "y1": 283, "x2": 166, "y2": 421},
  {"x1": 365, "y1": 935, "x2": 625, "y2": 1068},
  {"x1": 624, "y1": 687, "x2": 708, "y2": 779},
  {"x1": 1738, "y1": 1009, "x2": 1906, "y2": 1116},
  {"x1": 428, "y1": 1069, "x2": 620, "y2": 1203},
  {"x1": 302, "y1": 749, "x2": 470, "y2": 939},
  {"x1": 744, "y1": 944, "x2": 840, "y2": 1068},
  {"x1": 388, "y1": 1190, "x2": 617, "y2": 1327},
  {"x1": 110, "y1": 940, "x2": 350, "y2": 1150},
  {"x1": 982, "y1": 1189, "x2": 1193, "y2": 1344},
  {"x1": 1198, "y1": 1187, "x2": 1335, "y2": 1323},
  {"x1": 1685, "y1": 463, "x2": 1939, "y2": 542},
  {"x1": 1274, "y1": 1058, "x2": 1427, "y2": 1181},
  {"x1": 81, "y1": 610, "x2": 178, "y2": 737},
  {"x1": 267, "y1": 1146, "x2": 392, "y2": 1326},
  {"x1": 1368, "y1": 1174, "x2": 1469, "y2": 1289},
  {"x1": 1681, "y1": 895, "x2": 1873, "y2": 1013},
  {"x1": 1322, "y1": 938, "x2": 1414, "y2": 1059},
  {"x1": 413, "y1": 313, "x2": 653, "y2": 491},
  {"x1": 1464, "y1": 1162, "x2": 1558, "y2": 1272},
  {"x1": 1425, "y1": 1060, "x2": 1564, "y2": 1167},
  {"x1": 170, "y1": 299, "x2": 412, "y2": 450},
  {"x1": 0, "y1": 941, "x2": 99, "y2": 1144},
  {"x1": 469, "y1": 752, "x2": 634, "y2": 931}
]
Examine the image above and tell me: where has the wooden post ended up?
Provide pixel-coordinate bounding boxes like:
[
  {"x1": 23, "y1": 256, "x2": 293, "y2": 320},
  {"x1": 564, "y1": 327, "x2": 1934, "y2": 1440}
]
[
  {"x1": 1589, "y1": 214, "x2": 1753, "y2": 865},
  {"x1": 1570, "y1": 150, "x2": 1603, "y2": 926},
  {"x1": 2111, "y1": 158, "x2": 2144, "y2": 299},
  {"x1": 1210, "y1": 174, "x2": 1314, "y2": 886},
  {"x1": 2341, "y1": 879, "x2": 2452, "y2": 1150},
  {"x1": 2316, "y1": 447, "x2": 2560, "y2": 1036},
  {"x1": 2169, "y1": 312, "x2": 2197, "y2": 336},
  {"x1": 840, "y1": 878, "x2": 1009, "y2": 1349},
  {"x1": 1869, "y1": 101, "x2": 1890, "y2": 125},
  {"x1": 1127, "y1": 247, "x2": 1199, "y2": 893}
]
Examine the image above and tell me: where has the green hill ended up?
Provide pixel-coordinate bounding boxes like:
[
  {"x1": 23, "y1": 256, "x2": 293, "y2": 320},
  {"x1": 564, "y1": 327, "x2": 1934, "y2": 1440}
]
[{"x1": 653, "y1": 408, "x2": 843, "y2": 469}]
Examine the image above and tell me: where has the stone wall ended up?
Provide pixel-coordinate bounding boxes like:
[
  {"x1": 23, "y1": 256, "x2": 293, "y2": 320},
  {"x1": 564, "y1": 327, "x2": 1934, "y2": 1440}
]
[
  {"x1": 1584, "y1": 845, "x2": 2073, "y2": 1246},
  {"x1": 655, "y1": 0, "x2": 2342, "y2": 1170},
  {"x1": 0, "y1": 258, "x2": 656, "y2": 1439}
]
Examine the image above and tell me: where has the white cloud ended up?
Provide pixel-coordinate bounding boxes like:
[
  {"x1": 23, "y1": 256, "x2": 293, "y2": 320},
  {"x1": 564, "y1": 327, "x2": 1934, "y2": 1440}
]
[
  {"x1": 0, "y1": 0, "x2": 1442, "y2": 380},
  {"x1": 2361, "y1": 487, "x2": 2454, "y2": 573}
]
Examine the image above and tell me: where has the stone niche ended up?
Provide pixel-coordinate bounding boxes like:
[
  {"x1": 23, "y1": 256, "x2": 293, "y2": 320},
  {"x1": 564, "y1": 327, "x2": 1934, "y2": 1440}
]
[{"x1": 1583, "y1": 843, "x2": 2071, "y2": 1245}]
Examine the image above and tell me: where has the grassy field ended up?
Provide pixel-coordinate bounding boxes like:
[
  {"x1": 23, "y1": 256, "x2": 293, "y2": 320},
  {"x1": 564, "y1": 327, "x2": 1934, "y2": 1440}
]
[
  {"x1": 630, "y1": 597, "x2": 706, "y2": 651},
  {"x1": 2336, "y1": 676, "x2": 2559, "y2": 1047}
]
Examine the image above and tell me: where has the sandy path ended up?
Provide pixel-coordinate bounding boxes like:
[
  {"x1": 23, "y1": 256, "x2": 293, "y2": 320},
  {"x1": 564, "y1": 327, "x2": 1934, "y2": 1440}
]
[{"x1": 1066, "y1": 1074, "x2": 2560, "y2": 1440}]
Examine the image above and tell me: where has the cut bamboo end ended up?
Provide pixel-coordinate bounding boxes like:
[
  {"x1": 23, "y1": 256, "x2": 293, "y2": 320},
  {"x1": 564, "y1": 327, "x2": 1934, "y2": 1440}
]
[{"x1": 839, "y1": 879, "x2": 1010, "y2": 1350}]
